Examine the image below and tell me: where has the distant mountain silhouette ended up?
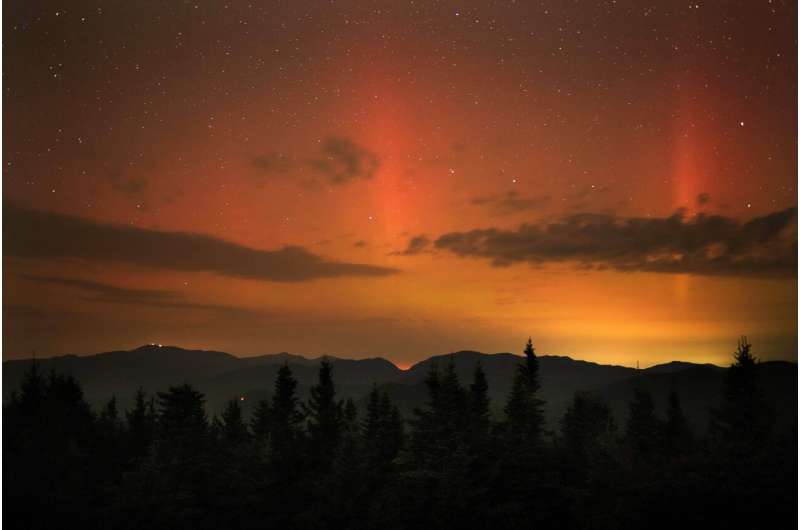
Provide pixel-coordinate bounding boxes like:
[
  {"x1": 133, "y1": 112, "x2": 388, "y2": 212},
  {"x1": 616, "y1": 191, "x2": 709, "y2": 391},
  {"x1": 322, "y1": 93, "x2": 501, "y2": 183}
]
[
  {"x1": 391, "y1": 350, "x2": 639, "y2": 424},
  {"x1": 643, "y1": 360, "x2": 722, "y2": 374},
  {"x1": 589, "y1": 360, "x2": 797, "y2": 434},
  {"x1": 2, "y1": 345, "x2": 241, "y2": 409},
  {"x1": 3, "y1": 344, "x2": 795, "y2": 429}
]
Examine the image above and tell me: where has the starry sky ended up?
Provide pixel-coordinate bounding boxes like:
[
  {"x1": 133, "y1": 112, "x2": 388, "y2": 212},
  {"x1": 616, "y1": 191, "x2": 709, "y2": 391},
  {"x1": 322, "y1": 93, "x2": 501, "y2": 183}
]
[{"x1": 4, "y1": 0, "x2": 797, "y2": 366}]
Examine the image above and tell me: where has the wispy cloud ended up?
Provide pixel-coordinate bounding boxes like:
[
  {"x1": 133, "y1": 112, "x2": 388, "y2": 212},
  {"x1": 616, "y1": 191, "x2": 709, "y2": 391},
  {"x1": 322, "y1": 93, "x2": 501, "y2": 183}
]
[
  {"x1": 394, "y1": 235, "x2": 431, "y2": 256},
  {"x1": 109, "y1": 169, "x2": 148, "y2": 195},
  {"x1": 18, "y1": 274, "x2": 251, "y2": 314},
  {"x1": 471, "y1": 190, "x2": 551, "y2": 216},
  {"x1": 307, "y1": 137, "x2": 380, "y2": 184},
  {"x1": 5, "y1": 202, "x2": 399, "y2": 282},
  {"x1": 251, "y1": 136, "x2": 380, "y2": 186}
]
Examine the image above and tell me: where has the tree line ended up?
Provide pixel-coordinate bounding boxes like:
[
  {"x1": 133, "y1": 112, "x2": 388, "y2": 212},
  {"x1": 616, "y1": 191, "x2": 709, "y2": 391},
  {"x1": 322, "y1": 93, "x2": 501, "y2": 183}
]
[{"x1": 4, "y1": 338, "x2": 796, "y2": 529}]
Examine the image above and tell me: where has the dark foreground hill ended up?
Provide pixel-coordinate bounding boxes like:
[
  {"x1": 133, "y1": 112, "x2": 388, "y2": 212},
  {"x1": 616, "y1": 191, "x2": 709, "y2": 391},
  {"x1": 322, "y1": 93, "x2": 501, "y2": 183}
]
[
  {"x1": 3, "y1": 345, "x2": 406, "y2": 412},
  {"x1": 3, "y1": 344, "x2": 796, "y2": 430}
]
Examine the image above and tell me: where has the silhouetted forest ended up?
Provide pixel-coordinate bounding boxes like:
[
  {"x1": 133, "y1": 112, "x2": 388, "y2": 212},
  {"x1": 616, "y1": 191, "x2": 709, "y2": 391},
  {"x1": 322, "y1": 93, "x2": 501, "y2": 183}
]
[{"x1": 4, "y1": 338, "x2": 796, "y2": 530}]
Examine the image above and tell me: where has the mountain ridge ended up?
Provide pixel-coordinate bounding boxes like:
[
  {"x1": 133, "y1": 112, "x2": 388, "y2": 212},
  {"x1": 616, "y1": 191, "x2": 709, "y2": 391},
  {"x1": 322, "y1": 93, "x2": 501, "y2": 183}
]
[
  {"x1": 4, "y1": 343, "x2": 727, "y2": 370},
  {"x1": 4, "y1": 344, "x2": 794, "y2": 434}
]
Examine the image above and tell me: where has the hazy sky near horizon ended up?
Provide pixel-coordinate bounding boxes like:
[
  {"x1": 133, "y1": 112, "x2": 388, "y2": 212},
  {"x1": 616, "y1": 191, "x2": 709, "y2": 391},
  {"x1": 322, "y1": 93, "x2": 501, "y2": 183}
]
[{"x1": 4, "y1": 0, "x2": 797, "y2": 366}]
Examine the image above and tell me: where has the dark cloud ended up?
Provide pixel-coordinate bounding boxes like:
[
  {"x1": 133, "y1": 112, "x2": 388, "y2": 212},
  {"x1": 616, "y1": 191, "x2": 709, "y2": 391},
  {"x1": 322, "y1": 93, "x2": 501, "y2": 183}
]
[
  {"x1": 250, "y1": 137, "x2": 379, "y2": 187},
  {"x1": 162, "y1": 190, "x2": 184, "y2": 205},
  {"x1": 470, "y1": 196, "x2": 494, "y2": 206},
  {"x1": 18, "y1": 274, "x2": 250, "y2": 314},
  {"x1": 4, "y1": 202, "x2": 399, "y2": 282},
  {"x1": 451, "y1": 141, "x2": 468, "y2": 152},
  {"x1": 395, "y1": 235, "x2": 431, "y2": 256},
  {"x1": 308, "y1": 137, "x2": 380, "y2": 184},
  {"x1": 427, "y1": 208, "x2": 797, "y2": 277},
  {"x1": 471, "y1": 190, "x2": 550, "y2": 215},
  {"x1": 697, "y1": 193, "x2": 712, "y2": 206},
  {"x1": 251, "y1": 153, "x2": 294, "y2": 174},
  {"x1": 21, "y1": 274, "x2": 175, "y2": 304},
  {"x1": 110, "y1": 170, "x2": 148, "y2": 195}
]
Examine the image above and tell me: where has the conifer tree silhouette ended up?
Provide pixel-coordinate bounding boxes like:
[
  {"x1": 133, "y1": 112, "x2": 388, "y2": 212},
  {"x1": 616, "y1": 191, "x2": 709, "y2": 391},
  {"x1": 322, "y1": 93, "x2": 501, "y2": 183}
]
[
  {"x1": 155, "y1": 384, "x2": 208, "y2": 459},
  {"x1": 559, "y1": 392, "x2": 616, "y2": 486},
  {"x1": 410, "y1": 359, "x2": 462, "y2": 468},
  {"x1": 305, "y1": 358, "x2": 343, "y2": 471},
  {"x1": 713, "y1": 337, "x2": 771, "y2": 449},
  {"x1": 18, "y1": 359, "x2": 45, "y2": 413},
  {"x1": 379, "y1": 389, "x2": 405, "y2": 462},
  {"x1": 663, "y1": 387, "x2": 692, "y2": 458},
  {"x1": 101, "y1": 395, "x2": 120, "y2": 424},
  {"x1": 126, "y1": 387, "x2": 155, "y2": 461},
  {"x1": 363, "y1": 384, "x2": 383, "y2": 450},
  {"x1": 220, "y1": 397, "x2": 250, "y2": 445},
  {"x1": 5, "y1": 366, "x2": 97, "y2": 529},
  {"x1": 363, "y1": 384, "x2": 404, "y2": 469},
  {"x1": 268, "y1": 362, "x2": 305, "y2": 476},
  {"x1": 504, "y1": 338, "x2": 545, "y2": 444},
  {"x1": 625, "y1": 387, "x2": 660, "y2": 466},
  {"x1": 251, "y1": 395, "x2": 271, "y2": 443},
  {"x1": 96, "y1": 394, "x2": 125, "y2": 486},
  {"x1": 3, "y1": 336, "x2": 795, "y2": 530},
  {"x1": 468, "y1": 361, "x2": 491, "y2": 435}
]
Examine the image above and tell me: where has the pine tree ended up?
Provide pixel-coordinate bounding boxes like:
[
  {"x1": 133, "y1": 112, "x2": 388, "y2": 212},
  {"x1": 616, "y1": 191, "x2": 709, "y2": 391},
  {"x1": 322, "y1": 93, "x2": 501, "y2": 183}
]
[
  {"x1": 100, "y1": 395, "x2": 120, "y2": 425},
  {"x1": 363, "y1": 384, "x2": 382, "y2": 442},
  {"x1": 663, "y1": 388, "x2": 692, "y2": 457},
  {"x1": 19, "y1": 360, "x2": 45, "y2": 413},
  {"x1": 711, "y1": 337, "x2": 773, "y2": 479},
  {"x1": 337, "y1": 398, "x2": 361, "y2": 473},
  {"x1": 363, "y1": 384, "x2": 385, "y2": 466},
  {"x1": 327, "y1": 397, "x2": 364, "y2": 526},
  {"x1": 439, "y1": 357, "x2": 468, "y2": 433},
  {"x1": 410, "y1": 357, "x2": 469, "y2": 469},
  {"x1": 269, "y1": 363, "x2": 304, "y2": 470},
  {"x1": 45, "y1": 372, "x2": 95, "y2": 440},
  {"x1": 154, "y1": 384, "x2": 208, "y2": 461},
  {"x1": 559, "y1": 393, "x2": 616, "y2": 485},
  {"x1": 468, "y1": 361, "x2": 491, "y2": 444},
  {"x1": 625, "y1": 387, "x2": 660, "y2": 462},
  {"x1": 305, "y1": 358, "x2": 343, "y2": 470},
  {"x1": 127, "y1": 387, "x2": 155, "y2": 461},
  {"x1": 121, "y1": 384, "x2": 211, "y2": 528},
  {"x1": 4, "y1": 368, "x2": 96, "y2": 529},
  {"x1": 97, "y1": 395, "x2": 125, "y2": 472},
  {"x1": 364, "y1": 385, "x2": 404, "y2": 468},
  {"x1": 714, "y1": 337, "x2": 770, "y2": 446},
  {"x1": 342, "y1": 397, "x2": 358, "y2": 432},
  {"x1": 221, "y1": 398, "x2": 250, "y2": 445},
  {"x1": 423, "y1": 361, "x2": 442, "y2": 411},
  {"x1": 379, "y1": 390, "x2": 405, "y2": 462},
  {"x1": 408, "y1": 364, "x2": 438, "y2": 465},
  {"x1": 339, "y1": 397, "x2": 361, "y2": 462},
  {"x1": 251, "y1": 396, "x2": 271, "y2": 443},
  {"x1": 504, "y1": 338, "x2": 545, "y2": 444}
]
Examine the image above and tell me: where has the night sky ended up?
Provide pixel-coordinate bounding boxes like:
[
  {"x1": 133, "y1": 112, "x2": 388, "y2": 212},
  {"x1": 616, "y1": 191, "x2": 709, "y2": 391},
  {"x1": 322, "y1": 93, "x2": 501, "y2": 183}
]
[{"x1": 4, "y1": 0, "x2": 797, "y2": 366}]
